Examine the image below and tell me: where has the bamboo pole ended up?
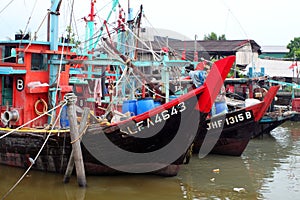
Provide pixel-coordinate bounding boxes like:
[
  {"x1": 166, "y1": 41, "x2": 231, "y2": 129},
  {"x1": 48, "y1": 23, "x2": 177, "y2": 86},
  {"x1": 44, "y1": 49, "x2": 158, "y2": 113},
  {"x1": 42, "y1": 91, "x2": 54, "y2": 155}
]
[
  {"x1": 64, "y1": 93, "x2": 87, "y2": 187},
  {"x1": 63, "y1": 107, "x2": 90, "y2": 184}
]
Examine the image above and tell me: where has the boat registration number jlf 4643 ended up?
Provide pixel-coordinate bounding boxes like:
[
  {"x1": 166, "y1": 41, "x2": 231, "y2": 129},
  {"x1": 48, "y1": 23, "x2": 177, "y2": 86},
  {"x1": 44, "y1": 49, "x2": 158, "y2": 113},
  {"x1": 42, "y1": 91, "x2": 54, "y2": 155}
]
[
  {"x1": 207, "y1": 110, "x2": 253, "y2": 130},
  {"x1": 121, "y1": 102, "x2": 187, "y2": 134}
]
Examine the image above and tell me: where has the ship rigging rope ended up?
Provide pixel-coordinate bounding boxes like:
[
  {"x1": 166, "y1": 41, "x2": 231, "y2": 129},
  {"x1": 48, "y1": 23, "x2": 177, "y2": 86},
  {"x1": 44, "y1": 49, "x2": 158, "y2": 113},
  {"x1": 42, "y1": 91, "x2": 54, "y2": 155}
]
[
  {"x1": 0, "y1": 101, "x2": 66, "y2": 200},
  {"x1": 49, "y1": 39, "x2": 66, "y2": 124},
  {"x1": 92, "y1": 19, "x2": 160, "y2": 59},
  {"x1": 1, "y1": 0, "x2": 42, "y2": 60},
  {"x1": 0, "y1": 0, "x2": 14, "y2": 15},
  {"x1": 102, "y1": 44, "x2": 126, "y2": 65},
  {"x1": 22, "y1": 0, "x2": 39, "y2": 37},
  {"x1": 104, "y1": 65, "x2": 130, "y2": 116},
  {"x1": 34, "y1": 12, "x2": 49, "y2": 38},
  {"x1": 219, "y1": 0, "x2": 249, "y2": 39},
  {"x1": 92, "y1": 0, "x2": 121, "y2": 50},
  {"x1": 130, "y1": 70, "x2": 168, "y2": 99},
  {"x1": 0, "y1": 101, "x2": 67, "y2": 140},
  {"x1": 119, "y1": 21, "x2": 161, "y2": 61},
  {"x1": 0, "y1": 0, "x2": 40, "y2": 62},
  {"x1": 102, "y1": 42, "x2": 180, "y2": 100},
  {"x1": 142, "y1": 14, "x2": 182, "y2": 60}
]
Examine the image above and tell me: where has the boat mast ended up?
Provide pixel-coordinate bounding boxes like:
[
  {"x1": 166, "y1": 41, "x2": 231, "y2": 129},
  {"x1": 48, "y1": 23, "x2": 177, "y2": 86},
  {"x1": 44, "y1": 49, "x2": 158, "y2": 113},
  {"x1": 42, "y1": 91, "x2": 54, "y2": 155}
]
[
  {"x1": 49, "y1": 0, "x2": 62, "y2": 122},
  {"x1": 127, "y1": 0, "x2": 134, "y2": 59},
  {"x1": 49, "y1": 0, "x2": 62, "y2": 84},
  {"x1": 49, "y1": 0, "x2": 62, "y2": 51},
  {"x1": 84, "y1": 0, "x2": 96, "y2": 79},
  {"x1": 134, "y1": 5, "x2": 143, "y2": 60},
  {"x1": 84, "y1": 0, "x2": 96, "y2": 55},
  {"x1": 93, "y1": 0, "x2": 119, "y2": 50},
  {"x1": 126, "y1": 0, "x2": 136, "y2": 99}
]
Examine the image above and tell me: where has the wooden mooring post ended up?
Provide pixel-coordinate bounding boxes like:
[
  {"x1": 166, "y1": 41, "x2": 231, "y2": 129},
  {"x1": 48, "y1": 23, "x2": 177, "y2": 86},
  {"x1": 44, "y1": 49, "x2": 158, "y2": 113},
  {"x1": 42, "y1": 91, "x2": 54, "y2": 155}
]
[
  {"x1": 64, "y1": 93, "x2": 87, "y2": 187},
  {"x1": 63, "y1": 107, "x2": 90, "y2": 184}
]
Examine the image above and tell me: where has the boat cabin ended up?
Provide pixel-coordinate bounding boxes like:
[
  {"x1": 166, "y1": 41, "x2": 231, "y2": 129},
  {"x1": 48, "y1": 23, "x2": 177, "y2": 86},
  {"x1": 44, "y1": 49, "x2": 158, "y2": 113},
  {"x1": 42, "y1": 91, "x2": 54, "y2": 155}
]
[{"x1": 0, "y1": 39, "x2": 75, "y2": 128}]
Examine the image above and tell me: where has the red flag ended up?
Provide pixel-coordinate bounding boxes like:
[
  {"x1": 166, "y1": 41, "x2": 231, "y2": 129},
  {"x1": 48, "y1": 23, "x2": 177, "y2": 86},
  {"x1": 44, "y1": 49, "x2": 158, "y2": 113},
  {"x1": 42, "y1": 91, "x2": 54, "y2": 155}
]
[{"x1": 289, "y1": 63, "x2": 296, "y2": 69}]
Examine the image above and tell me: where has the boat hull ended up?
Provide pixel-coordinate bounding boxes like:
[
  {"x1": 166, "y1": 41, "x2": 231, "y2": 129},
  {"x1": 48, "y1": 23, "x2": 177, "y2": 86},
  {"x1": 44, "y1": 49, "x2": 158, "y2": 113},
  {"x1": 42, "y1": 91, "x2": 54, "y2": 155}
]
[
  {"x1": 192, "y1": 85, "x2": 280, "y2": 156},
  {"x1": 0, "y1": 130, "x2": 71, "y2": 173},
  {"x1": 0, "y1": 93, "x2": 206, "y2": 177},
  {"x1": 0, "y1": 130, "x2": 189, "y2": 176},
  {"x1": 252, "y1": 111, "x2": 294, "y2": 138},
  {"x1": 81, "y1": 92, "x2": 207, "y2": 176},
  {"x1": 193, "y1": 109, "x2": 254, "y2": 156}
]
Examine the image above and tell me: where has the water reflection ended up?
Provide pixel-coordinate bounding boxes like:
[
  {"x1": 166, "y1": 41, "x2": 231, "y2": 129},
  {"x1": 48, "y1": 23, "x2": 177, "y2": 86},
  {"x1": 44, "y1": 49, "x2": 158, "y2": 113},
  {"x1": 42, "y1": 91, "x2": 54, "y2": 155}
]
[
  {"x1": 0, "y1": 166, "x2": 184, "y2": 200},
  {"x1": 179, "y1": 121, "x2": 300, "y2": 200},
  {"x1": 259, "y1": 122, "x2": 300, "y2": 200},
  {"x1": 0, "y1": 122, "x2": 299, "y2": 200},
  {"x1": 179, "y1": 155, "x2": 258, "y2": 199}
]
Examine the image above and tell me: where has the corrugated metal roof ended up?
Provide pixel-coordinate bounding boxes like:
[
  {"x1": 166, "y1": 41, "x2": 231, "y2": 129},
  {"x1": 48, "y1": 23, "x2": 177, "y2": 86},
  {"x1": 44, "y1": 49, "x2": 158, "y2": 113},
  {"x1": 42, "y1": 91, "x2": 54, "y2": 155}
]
[
  {"x1": 261, "y1": 45, "x2": 289, "y2": 53},
  {"x1": 139, "y1": 39, "x2": 261, "y2": 60},
  {"x1": 141, "y1": 39, "x2": 260, "y2": 52}
]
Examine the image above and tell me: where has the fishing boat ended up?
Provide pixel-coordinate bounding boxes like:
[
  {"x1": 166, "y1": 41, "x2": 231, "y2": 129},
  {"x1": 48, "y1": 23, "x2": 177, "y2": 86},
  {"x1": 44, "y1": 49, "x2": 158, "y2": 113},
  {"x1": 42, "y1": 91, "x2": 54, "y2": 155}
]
[
  {"x1": 0, "y1": 0, "x2": 234, "y2": 177},
  {"x1": 253, "y1": 109, "x2": 295, "y2": 138},
  {"x1": 193, "y1": 85, "x2": 280, "y2": 156},
  {"x1": 224, "y1": 77, "x2": 295, "y2": 138}
]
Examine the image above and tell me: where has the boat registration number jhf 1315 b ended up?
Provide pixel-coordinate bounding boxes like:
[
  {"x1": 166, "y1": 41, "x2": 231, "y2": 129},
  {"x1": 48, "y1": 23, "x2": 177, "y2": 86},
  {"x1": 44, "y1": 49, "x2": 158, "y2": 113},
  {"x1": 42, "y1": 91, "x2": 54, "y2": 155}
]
[{"x1": 207, "y1": 110, "x2": 254, "y2": 130}]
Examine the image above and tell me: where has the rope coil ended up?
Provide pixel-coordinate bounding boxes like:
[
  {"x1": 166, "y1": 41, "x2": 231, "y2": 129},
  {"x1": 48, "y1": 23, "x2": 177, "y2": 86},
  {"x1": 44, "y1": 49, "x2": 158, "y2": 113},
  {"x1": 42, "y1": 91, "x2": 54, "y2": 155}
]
[{"x1": 34, "y1": 98, "x2": 50, "y2": 116}]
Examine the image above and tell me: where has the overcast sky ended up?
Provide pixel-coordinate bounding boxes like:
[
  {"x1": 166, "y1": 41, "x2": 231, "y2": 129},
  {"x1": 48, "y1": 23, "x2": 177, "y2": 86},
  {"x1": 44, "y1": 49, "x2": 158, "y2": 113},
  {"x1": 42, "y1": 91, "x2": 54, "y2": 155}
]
[{"x1": 0, "y1": 0, "x2": 299, "y2": 46}]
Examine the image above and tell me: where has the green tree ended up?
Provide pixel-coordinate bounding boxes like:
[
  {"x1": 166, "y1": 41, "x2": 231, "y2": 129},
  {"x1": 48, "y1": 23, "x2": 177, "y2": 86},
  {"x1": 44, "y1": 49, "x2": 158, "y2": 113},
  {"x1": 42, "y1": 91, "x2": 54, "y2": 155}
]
[
  {"x1": 286, "y1": 37, "x2": 300, "y2": 60},
  {"x1": 204, "y1": 32, "x2": 226, "y2": 40},
  {"x1": 66, "y1": 26, "x2": 81, "y2": 47},
  {"x1": 218, "y1": 34, "x2": 226, "y2": 40}
]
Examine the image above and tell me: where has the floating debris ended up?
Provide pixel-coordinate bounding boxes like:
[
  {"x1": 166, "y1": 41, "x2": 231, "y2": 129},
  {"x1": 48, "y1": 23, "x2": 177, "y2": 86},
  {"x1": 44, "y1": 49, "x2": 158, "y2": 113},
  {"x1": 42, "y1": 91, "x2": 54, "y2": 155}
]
[
  {"x1": 212, "y1": 168, "x2": 220, "y2": 173},
  {"x1": 233, "y1": 187, "x2": 246, "y2": 193}
]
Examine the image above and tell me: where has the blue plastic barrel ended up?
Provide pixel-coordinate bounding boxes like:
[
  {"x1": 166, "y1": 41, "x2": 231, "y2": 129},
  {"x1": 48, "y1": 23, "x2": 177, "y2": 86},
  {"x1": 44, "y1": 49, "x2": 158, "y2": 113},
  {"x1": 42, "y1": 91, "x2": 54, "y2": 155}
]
[
  {"x1": 215, "y1": 102, "x2": 228, "y2": 115},
  {"x1": 169, "y1": 95, "x2": 178, "y2": 101},
  {"x1": 154, "y1": 101, "x2": 161, "y2": 107},
  {"x1": 122, "y1": 99, "x2": 137, "y2": 116},
  {"x1": 60, "y1": 105, "x2": 70, "y2": 129},
  {"x1": 136, "y1": 98, "x2": 155, "y2": 115}
]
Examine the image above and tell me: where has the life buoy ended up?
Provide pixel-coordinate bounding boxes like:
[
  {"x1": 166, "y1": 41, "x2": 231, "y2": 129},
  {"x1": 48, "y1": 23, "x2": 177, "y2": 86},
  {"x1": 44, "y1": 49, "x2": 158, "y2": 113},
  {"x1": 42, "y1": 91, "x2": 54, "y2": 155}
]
[{"x1": 34, "y1": 98, "x2": 48, "y2": 116}]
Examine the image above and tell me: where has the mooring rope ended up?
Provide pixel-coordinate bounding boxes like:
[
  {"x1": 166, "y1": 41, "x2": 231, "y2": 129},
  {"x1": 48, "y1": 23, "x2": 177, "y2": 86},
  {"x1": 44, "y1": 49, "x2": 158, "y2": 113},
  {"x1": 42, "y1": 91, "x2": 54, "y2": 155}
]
[
  {"x1": 130, "y1": 70, "x2": 167, "y2": 99},
  {"x1": 0, "y1": 101, "x2": 67, "y2": 200},
  {"x1": 70, "y1": 124, "x2": 89, "y2": 144},
  {"x1": 0, "y1": 101, "x2": 67, "y2": 140}
]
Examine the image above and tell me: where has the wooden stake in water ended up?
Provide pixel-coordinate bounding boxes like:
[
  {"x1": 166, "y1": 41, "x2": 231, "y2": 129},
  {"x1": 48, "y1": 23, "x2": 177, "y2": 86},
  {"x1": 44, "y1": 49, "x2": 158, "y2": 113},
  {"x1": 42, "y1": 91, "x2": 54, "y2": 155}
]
[
  {"x1": 64, "y1": 107, "x2": 90, "y2": 184},
  {"x1": 65, "y1": 93, "x2": 87, "y2": 187}
]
